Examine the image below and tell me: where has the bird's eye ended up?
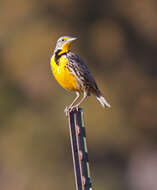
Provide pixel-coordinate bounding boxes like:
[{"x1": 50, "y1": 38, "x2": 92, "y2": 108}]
[{"x1": 61, "y1": 38, "x2": 65, "y2": 42}]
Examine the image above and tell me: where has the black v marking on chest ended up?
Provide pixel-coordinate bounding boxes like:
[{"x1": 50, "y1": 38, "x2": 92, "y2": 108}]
[{"x1": 55, "y1": 50, "x2": 68, "y2": 65}]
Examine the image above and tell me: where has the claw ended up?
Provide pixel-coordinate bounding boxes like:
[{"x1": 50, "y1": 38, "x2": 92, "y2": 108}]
[
  {"x1": 70, "y1": 105, "x2": 79, "y2": 112},
  {"x1": 64, "y1": 105, "x2": 80, "y2": 116},
  {"x1": 64, "y1": 106, "x2": 70, "y2": 116},
  {"x1": 76, "y1": 106, "x2": 79, "y2": 111},
  {"x1": 74, "y1": 105, "x2": 79, "y2": 111}
]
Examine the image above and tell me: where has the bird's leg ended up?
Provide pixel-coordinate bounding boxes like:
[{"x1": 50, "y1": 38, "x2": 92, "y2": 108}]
[
  {"x1": 71, "y1": 91, "x2": 88, "y2": 111},
  {"x1": 64, "y1": 92, "x2": 80, "y2": 115},
  {"x1": 68, "y1": 91, "x2": 80, "y2": 108}
]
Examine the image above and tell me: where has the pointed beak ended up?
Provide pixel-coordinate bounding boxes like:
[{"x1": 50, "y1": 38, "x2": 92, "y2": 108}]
[{"x1": 67, "y1": 37, "x2": 77, "y2": 43}]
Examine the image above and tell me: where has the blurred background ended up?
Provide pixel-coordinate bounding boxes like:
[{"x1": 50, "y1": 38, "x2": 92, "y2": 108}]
[{"x1": 0, "y1": 0, "x2": 157, "y2": 189}]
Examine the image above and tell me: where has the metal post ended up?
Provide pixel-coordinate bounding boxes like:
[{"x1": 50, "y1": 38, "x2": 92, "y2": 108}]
[{"x1": 68, "y1": 108, "x2": 92, "y2": 190}]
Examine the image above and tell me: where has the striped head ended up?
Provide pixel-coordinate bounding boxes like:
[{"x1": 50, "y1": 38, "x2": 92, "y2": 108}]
[{"x1": 54, "y1": 36, "x2": 77, "y2": 54}]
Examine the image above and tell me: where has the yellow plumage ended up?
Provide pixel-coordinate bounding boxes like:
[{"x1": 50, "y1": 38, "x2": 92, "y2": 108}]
[
  {"x1": 50, "y1": 55, "x2": 80, "y2": 91},
  {"x1": 50, "y1": 36, "x2": 111, "y2": 113}
]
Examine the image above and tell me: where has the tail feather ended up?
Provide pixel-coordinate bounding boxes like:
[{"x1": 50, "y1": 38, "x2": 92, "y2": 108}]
[{"x1": 96, "y1": 95, "x2": 111, "y2": 108}]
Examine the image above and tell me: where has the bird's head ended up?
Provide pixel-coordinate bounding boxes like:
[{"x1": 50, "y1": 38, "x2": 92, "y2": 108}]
[{"x1": 54, "y1": 36, "x2": 77, "y2": 54}]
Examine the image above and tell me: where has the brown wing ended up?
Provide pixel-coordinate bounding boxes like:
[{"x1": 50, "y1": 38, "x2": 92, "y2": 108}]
[{"x1": 66, "y1": 51, "x2": 100, "y2": 95}]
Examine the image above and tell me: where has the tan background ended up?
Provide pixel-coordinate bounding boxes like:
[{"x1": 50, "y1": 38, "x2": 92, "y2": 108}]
[{"x1": 0, "y1": 0, "x2": 157, "y2": 189}]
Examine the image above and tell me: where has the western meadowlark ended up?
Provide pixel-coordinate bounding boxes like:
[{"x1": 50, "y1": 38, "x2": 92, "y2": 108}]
[{"x1": 50, "y1": 36, "x2": 111, "y2": 114}]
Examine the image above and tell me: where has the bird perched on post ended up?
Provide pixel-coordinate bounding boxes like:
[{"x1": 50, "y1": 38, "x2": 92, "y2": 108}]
[{"x1": 50, "y1": 36, "x2": 111, "y2": 114}]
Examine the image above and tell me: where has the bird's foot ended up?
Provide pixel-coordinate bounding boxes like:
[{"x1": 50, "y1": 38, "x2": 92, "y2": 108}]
[
  {"x1": 64, "y1": 105, "x2": 79, "y2": 116},
  {"x1": 70, "y1": 106, "x2": 79, "y2": 112},
  {"x1": 64, "y1": 106, "x2": 70, "y2": 116}
]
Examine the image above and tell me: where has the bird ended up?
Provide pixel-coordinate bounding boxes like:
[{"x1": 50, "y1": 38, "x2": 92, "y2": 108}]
[{"x1": 50, "y1": 36, "x2": 111, "y2": 114}]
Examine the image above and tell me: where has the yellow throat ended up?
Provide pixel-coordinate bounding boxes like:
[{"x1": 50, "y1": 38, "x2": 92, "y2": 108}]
[{"x1": 50, "y1": 36, "x2": 79, "y2": 91}]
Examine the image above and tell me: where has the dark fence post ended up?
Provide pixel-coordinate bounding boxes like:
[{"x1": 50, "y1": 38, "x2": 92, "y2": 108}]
[{"x1": 68, "y1": 108, "x2": 92, "y2": 190}]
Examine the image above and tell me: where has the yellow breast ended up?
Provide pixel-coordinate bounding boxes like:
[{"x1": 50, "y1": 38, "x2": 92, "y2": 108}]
[{"x1": 50, "y1": 55, "x2": 80, "y2": 91}]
